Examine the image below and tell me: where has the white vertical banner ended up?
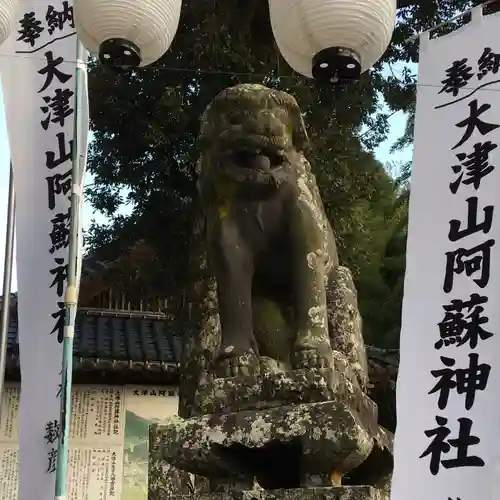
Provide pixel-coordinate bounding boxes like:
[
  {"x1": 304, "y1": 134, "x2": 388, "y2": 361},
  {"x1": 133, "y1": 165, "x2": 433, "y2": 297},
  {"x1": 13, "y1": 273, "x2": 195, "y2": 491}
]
[
  {"x1": 392, "y1": 7, "x2": 500, "y2": 500},
  {"x1": 0, "y1": 1, "x2": 88, "y2": 500}
]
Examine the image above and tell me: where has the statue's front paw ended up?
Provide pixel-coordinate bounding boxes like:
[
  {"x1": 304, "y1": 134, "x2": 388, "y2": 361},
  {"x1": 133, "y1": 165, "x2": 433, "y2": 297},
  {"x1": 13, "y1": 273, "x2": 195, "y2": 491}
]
[
  {"x1": 214, "y1": 346, "x2": 260, "y2": 378},
  {"x1": 292, "y1": 342, "x2": 332, "y2": 371}
]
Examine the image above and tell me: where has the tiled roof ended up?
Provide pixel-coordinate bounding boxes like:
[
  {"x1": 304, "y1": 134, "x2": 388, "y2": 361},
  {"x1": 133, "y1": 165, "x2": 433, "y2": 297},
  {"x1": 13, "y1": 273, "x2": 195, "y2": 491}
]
[{"x1": 4, "y1": 308, "x2": 183, "y2": 383}]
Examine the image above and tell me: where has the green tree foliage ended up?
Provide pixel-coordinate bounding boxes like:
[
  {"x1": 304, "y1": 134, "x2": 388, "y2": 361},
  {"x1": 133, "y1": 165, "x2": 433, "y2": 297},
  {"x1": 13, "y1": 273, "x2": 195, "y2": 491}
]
[{"x1": 85, "y1": 0, "x2": 491, "y2": 347}]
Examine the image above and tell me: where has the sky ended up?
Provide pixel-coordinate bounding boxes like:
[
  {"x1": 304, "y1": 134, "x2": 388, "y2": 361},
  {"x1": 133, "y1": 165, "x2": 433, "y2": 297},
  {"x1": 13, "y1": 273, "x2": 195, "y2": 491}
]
[{"x1": 0, "y1": 84, "x2": 413, "y2": 293}]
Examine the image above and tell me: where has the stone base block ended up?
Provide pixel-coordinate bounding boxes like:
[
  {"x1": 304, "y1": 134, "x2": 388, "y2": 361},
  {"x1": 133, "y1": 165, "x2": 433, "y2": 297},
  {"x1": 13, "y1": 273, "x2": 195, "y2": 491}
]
[
  {"x1": 151, "y1": 401, "x2": 374, "y2": 482},
  {"x1": 150, "y1": 486, "x2": 386, "y2": 500},
  {"x1": 193, "y1": 365, "x2": 376, "y2": 422}
]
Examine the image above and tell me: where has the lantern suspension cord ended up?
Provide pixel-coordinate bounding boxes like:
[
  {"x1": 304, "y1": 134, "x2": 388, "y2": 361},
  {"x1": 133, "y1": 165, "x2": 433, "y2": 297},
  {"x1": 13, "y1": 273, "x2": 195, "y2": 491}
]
[
  {"x1": 54, "y1": 39, "x2": 88, "y2": 500},
  {"x1": 403, "y1": 0, "x2": 500, "y2": 45},
  {"x1": 0, "y1": 163, "x2": 15, "y2": 420}
]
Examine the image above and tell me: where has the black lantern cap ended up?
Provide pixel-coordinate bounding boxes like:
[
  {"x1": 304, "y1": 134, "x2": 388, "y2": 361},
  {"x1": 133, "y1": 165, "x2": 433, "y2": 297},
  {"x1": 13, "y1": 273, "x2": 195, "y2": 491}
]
[
  {"x1": 99, "y1": 38, "x2": 142, "y2": 70},
  {"x1": 312, "y1": 47, "x2": 361, "y2": 85}
]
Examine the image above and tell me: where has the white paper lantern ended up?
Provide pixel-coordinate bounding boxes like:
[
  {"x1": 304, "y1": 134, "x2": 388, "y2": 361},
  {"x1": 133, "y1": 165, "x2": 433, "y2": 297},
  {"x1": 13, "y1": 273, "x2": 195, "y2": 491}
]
[
  {"x1": 269, "y1": 0, "x2": 397, "y2": 83},
  {"x1": 0, "y1": 0, "x2": 18, "y2": 47},
  {"x1": 74, "y1": 0, "x2": 182, "y2": 68}
]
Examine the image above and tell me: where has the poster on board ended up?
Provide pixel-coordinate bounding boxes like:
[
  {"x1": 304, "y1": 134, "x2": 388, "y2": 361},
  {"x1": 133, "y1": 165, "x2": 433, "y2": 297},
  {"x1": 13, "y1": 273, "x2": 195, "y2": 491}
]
[
  {"x1": 122, "y1": 387, "x2": 179, "y2": 500},
  {"x1": 0, "y1": 384, "x2": 179, "y2": 500}
]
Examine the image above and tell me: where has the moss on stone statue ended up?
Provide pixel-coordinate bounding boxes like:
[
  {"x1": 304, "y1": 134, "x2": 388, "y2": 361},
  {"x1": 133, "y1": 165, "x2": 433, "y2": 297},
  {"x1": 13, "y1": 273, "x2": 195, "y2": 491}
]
[{"x1": 153, "y1": 401, "x2": 375, "y2": 480}]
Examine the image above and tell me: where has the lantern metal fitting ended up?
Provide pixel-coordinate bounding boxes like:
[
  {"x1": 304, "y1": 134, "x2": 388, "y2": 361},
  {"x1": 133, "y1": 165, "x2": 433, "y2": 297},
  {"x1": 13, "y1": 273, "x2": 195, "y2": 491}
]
[
  {"x1": 312, "y1": 47, "x2": 362, "y2": 84},
  {"x1": 98, "y1": 38, "x2": 141, "y2": 69}
]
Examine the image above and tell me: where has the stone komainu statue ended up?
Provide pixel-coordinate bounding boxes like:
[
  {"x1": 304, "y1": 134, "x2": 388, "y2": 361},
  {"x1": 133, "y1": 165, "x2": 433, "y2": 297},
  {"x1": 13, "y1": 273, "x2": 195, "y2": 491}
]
[
  {"x1": 180, "y1": 83, "x2": 369, "y2": 416},
  {"x1": 153, "y1": 84, "x2": 393, "y2": 498}
]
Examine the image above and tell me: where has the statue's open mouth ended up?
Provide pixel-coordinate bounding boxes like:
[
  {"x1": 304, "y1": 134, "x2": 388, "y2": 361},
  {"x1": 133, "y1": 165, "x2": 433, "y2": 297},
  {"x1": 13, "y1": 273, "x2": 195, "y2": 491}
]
[{"x1": 230, "y1": 149, "x2": 285, "y2": 172}]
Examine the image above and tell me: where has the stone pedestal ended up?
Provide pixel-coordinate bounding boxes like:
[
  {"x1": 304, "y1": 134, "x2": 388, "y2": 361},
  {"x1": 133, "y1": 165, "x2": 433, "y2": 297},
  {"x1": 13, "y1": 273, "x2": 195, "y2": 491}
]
[
  {"x1": 152, "y1": 401, "x2": 373, "y2": 481},
  {"x1": 149, "y1": 370, "x2": 392, "y2": 499},
  {"x1": 191, "y1": 362, "x2": 375, "y2": 418},
  {"x1": 150, "y1": 486, "x2": 385, "y2": 500}
]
